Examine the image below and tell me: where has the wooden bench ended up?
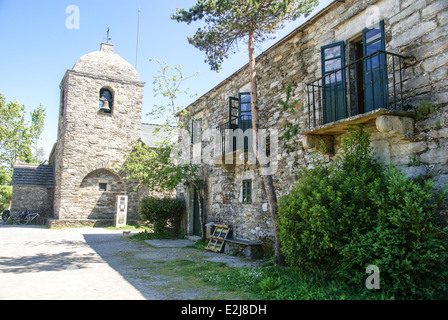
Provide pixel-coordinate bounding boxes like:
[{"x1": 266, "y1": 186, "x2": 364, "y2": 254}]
[{"x1": 224, "y1": 238, "x2": 262, "y2": 259}]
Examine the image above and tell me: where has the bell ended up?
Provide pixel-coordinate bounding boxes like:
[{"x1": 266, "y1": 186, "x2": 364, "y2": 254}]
[{"x1": 99, "y1": 96, "x2": 111, "y2": 113}]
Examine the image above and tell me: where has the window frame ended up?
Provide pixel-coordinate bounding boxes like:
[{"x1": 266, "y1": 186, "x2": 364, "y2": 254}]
[
  {"x1": 98, "y1": 182, "x2": 108, "y2": 192},
  {"x1": 362, "y1": 20, "x2": 387, "y2": 111},
  {"x1": 242, "y1": 179, "x2": 252, "y2": 204},
  {"x1": 320, "y1": 41, "x2": 347, "y2": 124},
  {"x1": 191, "y1": 118, "x2": 202, "y2": 144},
  {"x1": 238, "y1": 92, "x2": 252, "y2": 120}
]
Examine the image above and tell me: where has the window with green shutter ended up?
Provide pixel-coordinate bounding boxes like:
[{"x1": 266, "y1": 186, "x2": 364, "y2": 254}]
[
  {"x1": 242, "y1": 179, "x2": 252, "y2": 204},
  {"x1": 321, "y1": 41, "x2": 346, "y2": 124}
]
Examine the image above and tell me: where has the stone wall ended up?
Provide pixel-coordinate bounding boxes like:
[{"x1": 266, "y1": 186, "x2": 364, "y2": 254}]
[
  {"x1": 10, "y1": 186, "x2": 54, "y2": 216},
  {"x1": 77, "y1": 168, "x2": 126, "y2": 219},
  {"x1": 180, "y1": 0, "x2": 448, "y2": 248}
]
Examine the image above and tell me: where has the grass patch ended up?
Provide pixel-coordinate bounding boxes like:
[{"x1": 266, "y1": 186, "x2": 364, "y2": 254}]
[
  {"x1": 106, "y1": 222, "x2": 149, "y2": 231},
  {"x1": 124, "y1": 234, "x2": 394, "y2": 299},
  {"x1": 184, "y1": 239, "x2": 208, "y2": 250},
  {"x1": 199, "y1": 265, "x2": 392, "y2": 300},
  {"x1": 130, "y1": 229, "x2": 184, "y2": 241},
  {"x1": 119, "y1": 236, "x2": 259, "y2": 299}
]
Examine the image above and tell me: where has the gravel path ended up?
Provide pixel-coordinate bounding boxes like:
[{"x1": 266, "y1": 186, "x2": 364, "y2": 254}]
[{"x1": 0, "y1": 226, "x2": 262, "y2": 300}]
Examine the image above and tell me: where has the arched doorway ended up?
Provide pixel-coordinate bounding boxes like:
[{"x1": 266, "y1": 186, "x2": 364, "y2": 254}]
[{"x1": 79, "y1": 169, "x2": 126, "y2": 219}]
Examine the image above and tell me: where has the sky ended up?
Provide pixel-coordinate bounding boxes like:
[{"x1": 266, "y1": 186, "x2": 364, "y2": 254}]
[{"x1": 0, "y1": 0, "x2": 332, "y2": 159}]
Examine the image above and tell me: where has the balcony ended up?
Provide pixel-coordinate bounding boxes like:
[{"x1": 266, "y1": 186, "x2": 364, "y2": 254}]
[
  {"x1": 213, "y1": 115, "x2": 253, "y2": 171},
  {"x1": 305, "y1": 50, "x2": 414, "y2": 136}
]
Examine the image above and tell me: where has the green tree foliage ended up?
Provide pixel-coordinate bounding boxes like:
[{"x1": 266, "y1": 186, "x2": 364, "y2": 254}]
[
  {"x1": 30, "y1": 104, "x2": 46, "y2": 163},
  {"x1": 171, "y1": 0, "x2": 319, "y2": 72},
  {"x1": 0, "y1": 164, "x2": 12, "y2": 212},
  {"x1": 172, "y1": 0, "x2": 319, "y2": 266},
  {"x1": 140, "y1": 196, "x2": 185, "y2": 234},
  {"x1": 0, "y1": 93, "x2": 46, "y2": 170},
  {"x1": 122, "y1": 141, "x2": 200, "y2": 193},
  {"x1": 148, "y1": 58, "x2": 198, "y2": 129},
  {"x1": 120, "y1": 60, "x2": 203, "y2": 235},
  {"x1": 121, "y1": 60, "x2": 200, "y2": 193},
  {"x1": 277, "y1": 126, "x2": 448, "y2": 299},
  {"x1": 0, "y1": 93, "x2": 46, "y2": 209}
]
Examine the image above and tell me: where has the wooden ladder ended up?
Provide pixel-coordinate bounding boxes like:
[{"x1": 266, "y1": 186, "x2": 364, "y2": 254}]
[{"x1": 205, "y1": 224, "x2": 230, "y2": 253}]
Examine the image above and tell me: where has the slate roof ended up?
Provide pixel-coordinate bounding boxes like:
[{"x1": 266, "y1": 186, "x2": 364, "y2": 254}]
[
  {"x1": 12, "y1": 164, "x2": 55, "y2": 188},
  {"x1": 140, "y1": 123, "x2": 176, "y2": 148}
]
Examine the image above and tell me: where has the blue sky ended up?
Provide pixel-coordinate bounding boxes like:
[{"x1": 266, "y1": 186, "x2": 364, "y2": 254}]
[{"x1": 0, "y1": 0, "x2": 332, "y2": 159}]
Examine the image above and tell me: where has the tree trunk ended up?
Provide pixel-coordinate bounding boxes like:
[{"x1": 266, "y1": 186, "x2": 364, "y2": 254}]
[{"x1": 248, "y1": 31, "x2": 285, "y2": 266}]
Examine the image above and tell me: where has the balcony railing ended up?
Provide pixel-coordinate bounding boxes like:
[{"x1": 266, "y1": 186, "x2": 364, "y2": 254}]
[
  {"x1": 216, "y1": 114, "x2": 252, "y2": 156},
  {"x1": 306, "y1": 50, "x2": 408, "y2": 130}
]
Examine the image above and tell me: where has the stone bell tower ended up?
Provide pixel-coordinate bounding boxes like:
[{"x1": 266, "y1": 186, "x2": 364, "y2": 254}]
[{"x1": 53, "y1": 42, "x2": 145, "y2": 222}]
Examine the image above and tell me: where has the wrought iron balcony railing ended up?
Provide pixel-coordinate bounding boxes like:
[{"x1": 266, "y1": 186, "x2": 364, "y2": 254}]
[
  {"x1": 306, "y1": 50, "x2": 408, "y2": 129},
  {"x1": 216, "y1": 114, "x2": 252, "y2": 156}
]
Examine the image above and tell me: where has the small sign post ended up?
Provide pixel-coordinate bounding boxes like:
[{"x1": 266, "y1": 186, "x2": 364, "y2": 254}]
[{"x1": 115, "y1": 195, "x2": 128, "y2": 228}]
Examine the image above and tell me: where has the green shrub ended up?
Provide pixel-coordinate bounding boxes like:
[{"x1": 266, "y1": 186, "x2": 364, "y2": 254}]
[
  {"x1": 277, "y1": 125, "x2": 448, "y2": 299},
  {"x1": 140, "y1": 196, "x2": 185, "y2": 234},
  {"x1": 278, "y1": 126, "x2": 383, "y2": 273},
  {"x1": 0, "y1": 185, "x2": 12, "y2": 212},
  {"x1": 338, "y1": 166, "x2": 448, "y2": 298}
]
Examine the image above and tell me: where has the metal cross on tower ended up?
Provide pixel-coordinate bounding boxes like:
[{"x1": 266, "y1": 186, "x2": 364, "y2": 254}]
[{"x1": 104, "y1": 27, "x2": 112, "y2": 43}]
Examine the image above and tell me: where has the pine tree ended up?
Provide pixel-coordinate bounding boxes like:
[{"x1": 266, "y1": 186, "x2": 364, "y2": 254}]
[{"x1": 172, "y1": 0, "x2": 319, "y2": 265}]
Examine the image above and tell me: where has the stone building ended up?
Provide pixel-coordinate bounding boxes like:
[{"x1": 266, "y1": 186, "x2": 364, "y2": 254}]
[
  {"x1": 179, "y1": 0, "x2": 448, "y2": 250},
  {"x1": 10, "y1": 42, "x2": 170, "y2": 226},
  {"x1": 11, "y1": 163, "x2": 55, "y2": 215}
]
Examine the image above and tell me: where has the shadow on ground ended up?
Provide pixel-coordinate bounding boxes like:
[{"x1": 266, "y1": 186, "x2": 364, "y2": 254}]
[
  {"x1": 0, "y1": 250, "x2": 101, "y2": 273},
  {"x1": 82, "y1": 232, "x2": 262, "y2": 300}
]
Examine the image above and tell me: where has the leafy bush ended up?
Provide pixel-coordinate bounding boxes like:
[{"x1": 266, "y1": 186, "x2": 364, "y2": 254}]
[
  {"x1": 339, "y1": 166, "x2": 448, "y2": 298},
  {"x1": 277, "y1": 126, "x2": 448, "y2": 299},
  {"x1": 0, "y1": 185, "x2": 12, "y2": 212},
  {"x1": 277, "y1": 126, "x2": 383, "y2": 273},
  {"x1": 140, "y1": 196, "x2": 185, "y2": 234}
]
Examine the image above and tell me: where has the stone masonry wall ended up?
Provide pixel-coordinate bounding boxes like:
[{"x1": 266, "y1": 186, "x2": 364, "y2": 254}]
[
  {"x1": 181, "y1": 0, "x2": 448, "y2": 248},
  {"x1": 54, "y1": 69, "x2": 144, "y2": 220},
  {"x1": 10, "y1": 186, "x2": 54, "y2": 216}
]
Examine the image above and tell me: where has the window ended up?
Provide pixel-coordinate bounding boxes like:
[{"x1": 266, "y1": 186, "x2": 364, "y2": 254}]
[
  {"x1": 98, "y1": 88, "x2": 114, "y2": 114},
  {"x1": 228, "y1": 92, "x2": 252, "y2": 128},
  {"x1": 321, "y1": 41, "x2": 346, "y2": 124},
  {"x1": 318, "y1": 21, "x2": 386, "y2": 125},
  {"x1": 191, "y1": 118, "x2": 202, "y2": 144},
  {"x1": 238, "y1": 92, "x2": 252, "y2": 127},
  {"x1": 228, "y1": 93, "x2": 252, "y2": 151},
  {"x1": 60, "y1": 89, "x2": 66, "y2": 117},
  {"x1": 98, "y1": 183, "x2": 107, "y2": 191},
  {"x1": 242, "y1": 179, "x2": 252, "y2": 204},
  {"x1": 362, "y1": 20, "x2": 386, "y2": 112}
]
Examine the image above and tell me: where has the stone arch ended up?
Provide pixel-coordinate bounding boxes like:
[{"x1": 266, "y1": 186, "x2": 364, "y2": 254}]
[
  {"x1": 77, "y1": 168, "x2": 126, "y2": 219},
  {"x1": 78, "y1": 162, "x2": 127, "y2": 191}
]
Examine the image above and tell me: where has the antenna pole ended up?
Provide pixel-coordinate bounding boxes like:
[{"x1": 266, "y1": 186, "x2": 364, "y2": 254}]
[{"x1": 135, "y1": 8, "x2": 140, "y2": 69}]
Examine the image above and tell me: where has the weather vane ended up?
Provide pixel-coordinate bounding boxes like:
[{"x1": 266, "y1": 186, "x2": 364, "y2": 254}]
[{"x1": 104, "y1": 27, "x2": 112, "y2": 43}]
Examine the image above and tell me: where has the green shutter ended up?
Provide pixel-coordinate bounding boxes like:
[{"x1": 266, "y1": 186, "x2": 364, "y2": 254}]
[
  {"x1": 321, "y1": 41, "x2": 346, "y2": 124},
  {"x1": 242, "y1": 179, "x2": 252, "y2": 204},
  {"x1": 363, "y1": 20, "x2": 387, "y2": 111}
]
